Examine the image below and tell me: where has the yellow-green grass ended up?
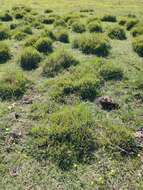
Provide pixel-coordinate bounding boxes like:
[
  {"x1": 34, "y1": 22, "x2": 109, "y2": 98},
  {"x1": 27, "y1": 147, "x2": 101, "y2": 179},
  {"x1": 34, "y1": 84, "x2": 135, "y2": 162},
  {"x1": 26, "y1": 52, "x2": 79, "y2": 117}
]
[
  {"x1": 0, "y1": 1, "x2": 143, "y2": 189},
  {"x1": 1, "y1": 0, "x2": 143, "y2": 17}
]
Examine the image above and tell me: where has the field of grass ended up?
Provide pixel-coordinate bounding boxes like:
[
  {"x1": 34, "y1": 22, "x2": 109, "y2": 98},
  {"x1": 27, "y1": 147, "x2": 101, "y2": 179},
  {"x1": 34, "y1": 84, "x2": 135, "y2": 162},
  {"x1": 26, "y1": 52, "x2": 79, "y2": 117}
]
[{"x1": 0, "y1": 0, "x2": 143, "y2": 189}]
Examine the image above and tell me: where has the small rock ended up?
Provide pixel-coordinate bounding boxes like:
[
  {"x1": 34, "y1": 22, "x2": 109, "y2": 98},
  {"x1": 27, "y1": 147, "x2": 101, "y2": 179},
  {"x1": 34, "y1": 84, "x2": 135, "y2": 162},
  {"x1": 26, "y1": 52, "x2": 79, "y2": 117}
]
[
  {"x1": 135, "y1": 128, "x2": 143, "y2": 144},
  {"x1": 14, "y1": 112, "x2": 20, "y2": 119},
  {"x1": 98, "y1": 96, "x2": 119, "y2": 111},
  {"x1": 10, "y1": 130, "x2": 22, "y2": 139},
  {"x1": 6, "y1": 130, "x2": 22, "y2": 145},
  {"x1": 9, "y1": 167, "x2": 19, "y2": 177}
]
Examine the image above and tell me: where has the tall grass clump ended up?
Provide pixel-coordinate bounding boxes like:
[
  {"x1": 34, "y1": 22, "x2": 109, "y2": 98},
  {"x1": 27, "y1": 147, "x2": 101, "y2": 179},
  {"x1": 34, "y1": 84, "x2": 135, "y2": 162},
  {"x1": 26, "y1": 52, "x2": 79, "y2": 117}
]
[
  {"x1": 0, "y1": 70, "x2": 29, "y2": 100},
  {"x1": 108, "y1": 26, "x2": 126, "y2": 40},
  {"x1": 27, "y1": 104, "x2": 96, "y2": 170},
  {"x1": 132, "y1": 35, "x2": 143, "y2": 57},
  {"x1": 0, "y1": 42, "x2": 11, "y2": 64},
  {"x1": 45, "y1": 61, "x2": 102, "y2": 102},
  {"x1": 0, "y1": 12, "x2": 13, "y2": 21},
  {"x1": 88, "y1": 21, "x2": 103, "y2": 33},
  {"x1": 12, "y1": 30, "x2": 27, "y2": 41},
  {"x1": 100, "y1": 62, "x2": 124, "y2": 80},
  {"x1": 126, "y1": 19, "x2": 138, "y2": 30},
  {"x1": 44, "y1": 9, "x2": 53, "y2": 14},
  {"x1": 0, "y1": 25, "x2": 9, "y2": 40},
  {"x1": 71, "y1": 22, "x2": 86, "y2": 33},
  {"x1": 35, "y1": 37, "x2": 53, "y2": 53},
  {"x1": 12, "y1": 6, "x2": 28, "y2": 19},
  {"x1": 98, "y1": 122, "x2": 140, "y2": 156},
  {"x1": 42, "y1": 16, "x2": 55, "y2": 24},
  {"x1": 132, "y1": 24, "x2": 143, "y2": 37},
  {"x1": 19, "y1": 47, "x2": 41, "y2": 70},
  {"x1": 53, "y1": 27, "x2": 69, "y2": 43},
  {"x1": 54, "y1": 19, "x2": 67, "y2": 27},
  {"x1": 14, "y1": 12, "x2": 25, "y2": 19},
  {"x1": 72, "y1": 33, "x2": 111, "y2": 56},
  {"x1": 43, "y1": 49, "x2": 79, "y2": 77},
  {"x1": 24, "y1": 35, "x2": 39, "y2": 47},
  {"x1": 118, "y1": 18, "x2": 127, "y2": 26},
  {"x1": 101, "y1": 15, "x2": 117, "y2": 22}
]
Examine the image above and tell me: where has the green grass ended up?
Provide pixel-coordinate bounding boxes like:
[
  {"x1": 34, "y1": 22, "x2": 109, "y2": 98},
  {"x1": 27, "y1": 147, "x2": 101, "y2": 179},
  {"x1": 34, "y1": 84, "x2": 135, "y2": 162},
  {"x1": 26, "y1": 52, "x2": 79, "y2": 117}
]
[{"x1": 0, "y1": 0, "x2": 143, "y2": 189}]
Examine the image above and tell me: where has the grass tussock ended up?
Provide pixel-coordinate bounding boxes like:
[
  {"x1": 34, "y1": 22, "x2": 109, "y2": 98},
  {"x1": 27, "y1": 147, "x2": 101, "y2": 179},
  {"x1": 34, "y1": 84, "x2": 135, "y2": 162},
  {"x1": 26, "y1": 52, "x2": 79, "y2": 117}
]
[
  {"x1": 27, "y1": 104, "x2": 96, "y2": 170},
  {"x1": 43, "y1": 49, "x2": 79, "y2": 77},
  {"x1": 72, "y1": 33, "x2": 111, "y2": 56},
  {"x1": 19, "y1": 47, "x2": 41, "y2": 70},
  {"x1": 0, "y1": 42, "x2": 11, "y2": 64},
  {"x1": 108, "y1": 26, "x2": 127, "y2": 40},
  {"x1": 0, "y1": 70, "x2": 29, "y2": 100},
  {"x1": 0, "y1": 25, "x2": 10, "y2": 40},
  {"x1": 132, "y1": 35, "x2": 143, "y2": 57}
]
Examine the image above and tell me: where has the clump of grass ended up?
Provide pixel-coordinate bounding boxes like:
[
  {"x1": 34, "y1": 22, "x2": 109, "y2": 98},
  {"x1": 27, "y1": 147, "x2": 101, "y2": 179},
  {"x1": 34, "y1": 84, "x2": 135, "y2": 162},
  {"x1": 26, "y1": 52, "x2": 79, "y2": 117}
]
[
  {"x1": 42, "y1": 29, "x2": 55, "y2": 40},
  {"x1": 71, "y1": 22, "x2": 86, "y2": 33},
  {"x1": 67, "y1": 76, "x2": 101, "y2": 101},
  {"x1": 0, "y1": 42, "x2": 11, "y2": 64},
  {"x1": 31, "y1": 20, "x2": 44, "y2": 29},
  {"x1": 98, "y1": 122, "x2": 140, "y2": 156},
  {"x1": 19, "y1": 47, "x2": 41, "y2": 70},
  {"x1": 42, "y1": 49, "x2": 79, "y2": 77},
  {"x1": 42, "y1": 17, "x2": 55, "y2": 24},
  {"x1": 67, "y1": 18, "x2": 78, "y2": 26},
  {"x1": 0, "y1": 12, "x2": 13, "y2": 21},
  {"x1": 12, "y1": 5, "x2": 31, "y2": 13},
  {"x1": 101, "y1": 14, "x2": 117, "y2": 22},
  {"x1": 24, "y1": 35, "x2": 39, "y2": 47},
  {"x1": 100, "y1": 62, "x2": 124, "y2": 80},
  {"x1": 54, "y1": 19, "x2": 67, "y2": 27},
  {"x1": 86, "y1": 17, "x2": 99, "y2": 24},
  {"x1": 10, "y1": 22, "x2": 18, "y2": 30},
  {"x1": 118, "y1": 18, "x2": 127, "y2": 26},
  {"x1": 12, "y1": 5, "x2": 28, "y2": 19},
  {"x1": 63, "y1": 13, "x2": 80, "y2": 23},
  {"x1": 12, "y1": 30, "x2": 27, "y2": 41},
  {"x1": 88, "y1": 21, "x2": 103, "y2": 33},
  {"x1": 14, "y1": 12, "x2": 25, "y2": 19},
  {"x1": 132, "y1": 24, "x2": 143, "y2": 37},
  {"x1": 53, "y1": 27, "x2": 69, "y2": 43},
  {"x1": 132, "y1": 35, "x2": 143, "y2": 57},
  {"x1": 108, "y1": 26, "x2": 126, "y2": 40},
  {"x1": 27, "y1": 103, "x2": 96, "y2": 170},
  {"x1": 21, "y1": 25, "x2": 33, "y2": 35},
  {"x1": 126, "y1": 19, "x2": 138, "y2": 31},
  {"x1": 0, "y1": 42, "x2": 10, "y2": 62},
  {"x1": 0, "y1": 70, "x2": 29, "y2": 100},
  {"x1": 45, "y1": 61, "x2": 101, "y2": 102},
  {"x1": 35, "y1": 37, "x2": 53, "y2": 53},
  {"x1": 44, "y1": 9, "x2": 53, "y2": 14},
  {"x1": 48, "y1": 14, "x2": 60, "y2": 20},
  {"x1": 72, "y1": 33, "x2": 111, "y2": 56},
  {"x1": 127, "y1": 13, "x2": 137, "y2": 18},
  {"x1": 0, "y1": 25, "x2": 9, "y2": 40},
  {"x1": 27, "y1": 102, "x2": 139, "y2": 170},
  {"x1": 80, "y1": 8, "x2": 94, "y2": 13}
]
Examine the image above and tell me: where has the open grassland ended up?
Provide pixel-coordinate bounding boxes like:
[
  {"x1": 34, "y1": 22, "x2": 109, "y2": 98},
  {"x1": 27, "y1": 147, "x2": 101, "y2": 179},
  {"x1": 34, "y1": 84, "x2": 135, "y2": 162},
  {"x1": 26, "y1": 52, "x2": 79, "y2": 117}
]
[
  {"x1": 1, "y1": 0, "x2": 143, "y2": 16},
  {"x1": 0, "y1": 0, "x2": 143, "y2": 189}
]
